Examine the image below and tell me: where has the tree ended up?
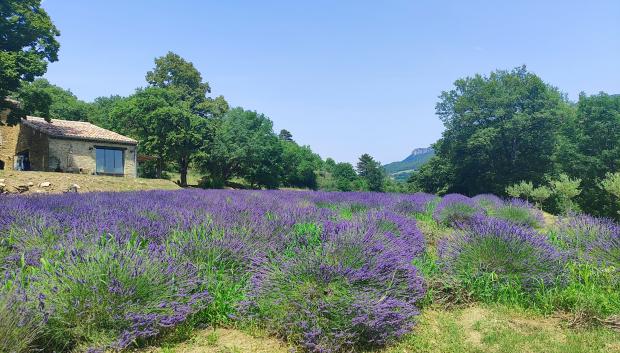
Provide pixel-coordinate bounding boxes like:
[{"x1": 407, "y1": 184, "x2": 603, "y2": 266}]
[
  {"x1": 332, "y1": 162, "x2": 358, "y2": 191},
  {"x1": 356, "y1": 154, "x2": 385, "y2": 192},
  {"x1": 417, "y1": 66, "x2": 568, "y2": 196},
  {"x1": 1, "y1": 0, "x2": 60, "y2": 124},
  {"x1": 145, "y1": 51, "x2": 228, "y2": 119},
  {"x1": 601, "y1": 172, "x2": 620, "y2": 215},
  {"x1": 110, "y1": 87, "x2": 200, "y2": 181},
  {"x1": 196, "y1": 108, "x2": 283, "y2": 189},
  {"x1": 89, "y1": 95, "x2": 126, "y2": 128},
  {"x1": 278, "y1": 129, "x2": 294, "y2": 142},
  {"x1": 280, "y1": 141, "x2": 322, "y2": 189},
  {"x1": 559, "y1": 93, "x2": 620, "y2": 217},
  {"x1": 549, "y1": 174, "x2": 582, "y2": 214},
  {"x1": 138, "y1": 52, "x2": 228, "y2": 186},
  {"x1": 17, "y1": 79, "x2": 91, "y2": 121}
]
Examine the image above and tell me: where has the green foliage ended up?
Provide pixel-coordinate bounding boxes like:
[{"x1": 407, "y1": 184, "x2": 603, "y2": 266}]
[
  {"x1": 17, "y1": 78, "x2": 91, "y2": 121},
  {"x1": 166, "y1": 228, "x2": 248, "y2": 327},
  {"x1": 29, "y1": 239, "x2": 203, "y2": 351},
  {"x1": 0, "y1": 290, "x2": 40, "y2": 353},
  {"x1": 558, "y1": 93, "x2": 620, "y2": 218},
  {"x1": 506, "y1": 181, "x2": 534, "y2": 200},
  {"x1": 196, "y1": 108, "x2": 283, "y2": 189},
  {"x1": 600, "y1": 172, "x2": 620, "y2": 206},
  {"x1": 408, "y1": 155, "x2": 453, "y2": 195},
  {"x1": 549, "y1": 174, "x2": 582, "y2": 214},
  {"x1": 530, "y1": 186, "x2": 552, "y2": 206},
  {"x1": 333, "y1": 162, "x2": 358, "y2": 191},
  {"x1": 278, "y1": 129, "x2": 293, "y2": 142},
  {"x1": 1, "y1": 0, "x2": 60, "y2": 124},
  {"x1": 412, "y1": 66, "x2": 568, "y2": 196},
  {"x1": 280, "y1": 141, "x2": 322, "y2": 190},
  {"x1": 356, "y1": 153, "x2": 385, "y2": 192},
  {"x1": 88, "y1": 95, "x2": 126, "y2": 128},
  {"x1": 491, "y1": 205, "x2": 542, "y2": 228}
]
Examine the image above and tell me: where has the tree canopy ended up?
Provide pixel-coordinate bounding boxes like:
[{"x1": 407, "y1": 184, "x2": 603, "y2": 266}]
[
  {"x1": 1, "y1": 0, "x2": 60, "y2": 124},
  {"x1": 17, "y1": 79, "x2": 91, "y2": 121},
  {"x1": 411, "y1": 66, "x2": 569, "y2": 196},
  {"x1": 196, "y1": 108, "x2": 283, "y2": 189},
  {"x1": 357, "y1": 154, "x2": 385, "y2": 192}
]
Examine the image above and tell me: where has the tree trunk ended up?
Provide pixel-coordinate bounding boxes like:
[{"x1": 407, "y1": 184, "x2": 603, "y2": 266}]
[
  {"x1": 179, "y1": 157, "x2": 188, "y2": 187},
  {"x1": 156, "y1": 157, "x2": 164, "y2": 179}
]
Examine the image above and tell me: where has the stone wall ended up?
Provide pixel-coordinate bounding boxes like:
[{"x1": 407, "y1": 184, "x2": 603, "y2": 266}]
[
  {"x1": 15, "y1": 124, "x2": 49, "y2": 171},
  {"x1": 0, "y1": 110, "x2": 20, "y2": 170},
  {"x1": 48, "y1": 138, "x2": 137, "y2": 177}
]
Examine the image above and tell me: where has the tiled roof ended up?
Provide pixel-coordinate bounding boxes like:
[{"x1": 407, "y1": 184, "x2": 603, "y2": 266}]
[{"x1": 22, "y1": 116, "x2": 137, "y2": 145}]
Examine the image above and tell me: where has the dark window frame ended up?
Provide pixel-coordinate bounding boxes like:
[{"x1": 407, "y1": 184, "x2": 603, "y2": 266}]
[{"x1": 95, "y1": 146, "x2": 125, "y2": 176}]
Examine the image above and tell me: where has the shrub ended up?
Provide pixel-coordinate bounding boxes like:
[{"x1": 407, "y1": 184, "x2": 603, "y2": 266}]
[
  {"x1": 438, "y1": 216, "x2": 565, "y2": 298},
  {"x1": 491, "y1": 199, "x2": 544, "y2": 228},
  {"x1": 472, "y1": 194, "x2": 504, "y2": 211},
  {"x1": 549, "y1": 174, "x2": 582, "y2": 214},
  {"x1": 245, "y1": 216, "x2": 426, "y2": 352},
  {"x1": 165, "y1": 227, "x2": 251, "y2": 326},
  {"x1": 28, "y1": 238, "x2": 209, "y2": 351},
  {"x1": 433, "y1": 194, "x2": 483, "y2": 226},
  {"x1": 0, "y1": 289, "x2": 41, "y2": 353},
  {"x1": 394, "y1": 192, "x2": 437, "y2": 215},
  {"x1": 555, "y1": 214, "x2": 620, "y2": 270}
]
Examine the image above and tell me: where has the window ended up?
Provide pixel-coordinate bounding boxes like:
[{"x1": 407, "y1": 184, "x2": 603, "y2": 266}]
[{"x1": 96, "y1": 147, "x2": 124, "y2": 175}]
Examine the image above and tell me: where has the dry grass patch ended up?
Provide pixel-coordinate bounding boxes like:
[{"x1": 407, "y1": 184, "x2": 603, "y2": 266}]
[
  {"x1": 139, "y1": 328, "x2": 288, "y2": 353},
  {"x1": 0, "y1": 170, "x2": 179, "y2": 194},
  {"x1": 385, "y1": 305, "x2": 620, "y2": 353}
]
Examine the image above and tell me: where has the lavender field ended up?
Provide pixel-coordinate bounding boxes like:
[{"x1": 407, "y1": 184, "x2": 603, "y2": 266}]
[{"x1": 1, "y1": 190, "x2": 619, "y2": 352}]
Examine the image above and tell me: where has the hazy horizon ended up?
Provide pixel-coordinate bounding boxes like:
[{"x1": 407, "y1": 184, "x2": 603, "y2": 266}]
[{"x1": 40, "y1": 0, "x2": 620, "y2": 164}]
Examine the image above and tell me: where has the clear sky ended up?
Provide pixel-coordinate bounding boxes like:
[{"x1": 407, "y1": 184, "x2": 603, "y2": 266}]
[{"x1": 41, "y1": 0, "x2": 620, "y2": 164}]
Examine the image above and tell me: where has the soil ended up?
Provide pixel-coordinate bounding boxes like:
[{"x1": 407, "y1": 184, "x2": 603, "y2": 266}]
[{"x1": 0, "y1": 170, "x2": 179, "y2": 195}]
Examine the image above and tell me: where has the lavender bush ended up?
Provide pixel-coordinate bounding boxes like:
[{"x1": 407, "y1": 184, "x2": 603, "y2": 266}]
[
  {"x1": 555, "y1": 214, "x2": 620, "y2": 270},
  {"x1": 433, "y1": 194, "x2": 483, "y2": 226},
  {"x1": 0, "y1": 289, "x2": 40, "y2": 353},
  {"x1": 491, "y1": 198, "x2": 545, "y2": 228},
  {"x1": 245, "y1": 212, "x2": 425, "y2": 352},
  {"x1": 0, "y1": 189, "x2": 427, "y2": 352},
  {"x1": 438, "y1": 216, "x2": 565, "y2": 291}
]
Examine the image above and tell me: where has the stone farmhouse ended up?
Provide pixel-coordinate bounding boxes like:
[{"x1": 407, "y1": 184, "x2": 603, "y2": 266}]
[{"x1": 0, "y1": 109, "x2": 138, "y2": 177}]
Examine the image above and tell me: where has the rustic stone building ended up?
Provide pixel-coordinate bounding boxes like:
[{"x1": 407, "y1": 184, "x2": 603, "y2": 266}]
[{"x1": 0, "y1": 114, "x2": 138, "y2": 177}]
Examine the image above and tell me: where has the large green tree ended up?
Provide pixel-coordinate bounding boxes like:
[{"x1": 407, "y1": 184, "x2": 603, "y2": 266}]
[
  {"x1": 1, "y1": 0, "x2": 60, "y2": 123},
  {"x1": 196, "y1": 108, "x2": 283, "y2": 189},
  {"x1": 145, "y1": 51, "x2": 228, "y2": 119},
  {"x1": 109, "y1": 87, "x2": 203, "y2": 183},
  {"x1": 116, "y1": 52, "x2": 229, "y2": 186},
  {"x1": 17, "y1": 79, "x2": 91, "y2": 121},
  {"x1": 280, "y1": 141, "x2": 322, "y2": 190},
  {"x1": 557, "y1": 93, "x2": 620, "y2": 217},
  {"x1": 412, "y1": 66, "x2": 569, "y2": 196},
  {"x1": 89, "y1": 95, "x2": 126, "y2": 128}
]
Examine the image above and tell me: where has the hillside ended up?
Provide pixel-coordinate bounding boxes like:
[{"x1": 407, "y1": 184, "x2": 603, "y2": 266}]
[
  {"x1": 383, "y1": 147, "x2": 434, "y2": 181},
  {"x1": 0, "y1": 170, "x2": 180, "y2": 195}
]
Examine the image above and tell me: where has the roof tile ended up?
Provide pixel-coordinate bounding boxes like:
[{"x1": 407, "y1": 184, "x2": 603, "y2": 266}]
[{"x1": 22, "y1": 116, "x2": 137, "y2": 145}]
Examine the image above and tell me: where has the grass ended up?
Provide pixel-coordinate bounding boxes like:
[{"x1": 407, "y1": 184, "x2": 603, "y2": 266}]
[
  {"x1": 0, "y1": 170, "x2": 179, "y2": 194},
  {"x1": 139, "y1": 304, "x2": 620, "y2": 353},
  {"x1": 386, "y1": 304, "x2": 620, "y2": 353}
]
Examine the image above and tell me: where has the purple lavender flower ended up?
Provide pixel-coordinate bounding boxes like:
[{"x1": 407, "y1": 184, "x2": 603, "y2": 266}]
[
  {"x1": 438, "y1": 216, "x2": 565, "y2": 288},
  {"x1": 556, "y1": 214, "x2": 620, "y2": 270},
  {"x1": 433, "y1": 194, "x2": 484, "y2": 226}
]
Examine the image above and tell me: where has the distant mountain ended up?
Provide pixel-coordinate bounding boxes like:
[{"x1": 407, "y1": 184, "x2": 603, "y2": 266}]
[{"x1": 383, "y1": 147, "x2": 434, "y2": 181}]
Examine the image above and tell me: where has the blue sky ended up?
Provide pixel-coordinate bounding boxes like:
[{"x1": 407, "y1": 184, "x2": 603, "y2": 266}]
[{"x1": 41, "y1": 0, "x2": 620, "y2": 164}]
